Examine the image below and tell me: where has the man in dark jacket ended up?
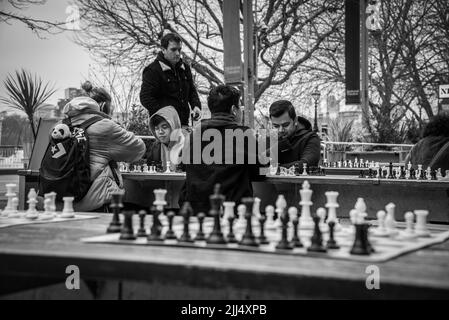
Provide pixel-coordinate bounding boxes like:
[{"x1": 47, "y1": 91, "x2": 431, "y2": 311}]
[
  {"x1": 140, "y1": 33, "x2": 201, "y2": 127},
  {"x1": 269, "y1": 100, "x2": 321, "y2": 168},
  {"x1": 180, "y1": 85, "x2": 264, "y2": 214}
]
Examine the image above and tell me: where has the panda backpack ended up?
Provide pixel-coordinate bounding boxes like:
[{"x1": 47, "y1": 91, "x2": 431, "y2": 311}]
[{"x1": 39, "y1": 116, "x2": 105, "y2": 201}]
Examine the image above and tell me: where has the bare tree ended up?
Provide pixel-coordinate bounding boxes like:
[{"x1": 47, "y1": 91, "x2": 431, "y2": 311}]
[{"x1": 73, "y1": 0, "x2": 343, "y2": 109}]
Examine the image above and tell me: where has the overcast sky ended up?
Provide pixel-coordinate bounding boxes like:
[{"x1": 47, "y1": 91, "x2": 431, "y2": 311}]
[{"x1": 0, "y1": 0, "x2": 93, "y2": 108}]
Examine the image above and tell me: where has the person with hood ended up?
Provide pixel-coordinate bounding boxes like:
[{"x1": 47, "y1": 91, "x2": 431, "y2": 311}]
[
  {"x1": 146, "y1": 106, "x2": 185, "y2": 171},
  {"x1": 62, "y1": 82, "x2": 146, "y2": 212},
  {"x1": 139, "y1": 33, "x2": 201, "y2": 127},
  {"x1": 180, "y1": 85, "x2": 264, "y2": 214},
  {"x1": 269, "y1": 100, "x2": 321, "y2": 168},
  {"x1": 404, "y1": 112, "x2": 449, "y2": 172}
]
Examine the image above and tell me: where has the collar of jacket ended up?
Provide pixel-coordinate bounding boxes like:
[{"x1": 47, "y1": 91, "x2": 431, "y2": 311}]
[
  {"x1": 157, "y1": 52, "x2": 186, "y2": 72},
  {"x1": 201, "y1": 113, "x2": 239, "y2": 128}
]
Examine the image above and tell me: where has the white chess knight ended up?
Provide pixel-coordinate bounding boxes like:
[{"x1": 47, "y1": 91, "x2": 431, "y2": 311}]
[
  {"x1": 354, "y1": 198, "x2": 368, "y2": 224},
  {"x1": 60, "y1": 197, "x2": 75, "y2": 218},
  {"x1": 316, "y1": 207, "x2": 328, "y2": 232},
  {"x1": 25, "y1": 188, "x2": 39, "y2": 220},
  {"x1": 236, "y1": 204, "x2": 247, "y2": 226},
  {"x1": 287, "y1": 206, "x2": 298, "y2": 221},
  {"x1": 299, "y1": 180, "x2": 314, "y2": 229},
  {"x1": 414, "y1": 210, "x2": 431, "y2": 237},
  {"x1": 265, "y1": 205, "x2": 275, "y2": 224}
]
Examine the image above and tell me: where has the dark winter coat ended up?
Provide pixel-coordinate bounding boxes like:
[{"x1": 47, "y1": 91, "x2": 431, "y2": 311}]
[
  {"x1": 139, "y1": 52, "x2": 201, "y2": 126},
  {"x1": 179, "y1": 113, "x2": 265, "y2": 214},
  {"x1": 276, "y1": 116, "x2": 321, "y2": 168},
  {"x1": 405, "y1": 136, "x2": 449, "y2": 171}
]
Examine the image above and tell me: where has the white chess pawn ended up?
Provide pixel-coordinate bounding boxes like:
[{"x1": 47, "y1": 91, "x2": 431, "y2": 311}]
[
  {"x1": 372, "y1": 210, "x2": 389, "y2": 237},
  {"x1": 164, "y1": 161, "x2": 171, "y2": 173},
  {"x1": 237, "y1": 204, "x2": 246, "y2": 226},
  {"x1": 61, "y1": 197, "x2": 75, "y2": 218},
  {"x1": 299, "y1": 180, "x2": 314, "y2": 229},
  {"x1": 7, "y1": 197, "x2": 20, "y2": 218},
  {"x1": 414, "y1": 210, "x2": 430, "y2": 237},
  {"x1": 301, "y1": 163, "x2": 308, "y2": 176},
  {"x1": 436, "y1": 168, "x2": 443, "y2": 180},
  {"x1": 316, "y1": 207, "x2": 328, "y2": 232},
  {"x1": 385, "y1": 202, "x2": 397, "y2": 231},
  {"x1": 426, "y1": 167, "x2": 432, "y2": 181},
  {"x1": 349, "y1": 209, "x2": 358, "y2": 225},
  {"x1": 41, "y1": 198, "x2": 55, "y2": 220},
  {"x1": 337, "y1": 161, "x2": 342, "y2": 168},
  {"x1": 354, "y1": 198, "x2": 367, "y2": 224},
  {"x1": 287, "y1": 206, "x2": 298, "y2": 221},
  {"x1": 265, "y1": 205, "x2": 275, "y2": 224},
  {"x1": 402, "y1": 211, "x2": 416, "y2": 238},
  {"x1": 275, "y1": 195, "x2": 287, "y2": 214},
  {"x1": 143, "y1": 164, "x2": 149, "y2": 173},
  {"x1": 25, "y1": 188, "x2": 39, "y2": 220}
]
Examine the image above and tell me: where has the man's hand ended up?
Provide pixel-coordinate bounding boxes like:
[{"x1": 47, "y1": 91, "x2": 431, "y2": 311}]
[{"x1": 191, "y1": 106, "x2": 202, "y2": 121}]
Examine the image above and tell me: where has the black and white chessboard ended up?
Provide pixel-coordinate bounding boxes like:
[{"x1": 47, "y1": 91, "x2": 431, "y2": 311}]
[{"x1": 0, "y1": 212, "x2": 98, "y2": 229}]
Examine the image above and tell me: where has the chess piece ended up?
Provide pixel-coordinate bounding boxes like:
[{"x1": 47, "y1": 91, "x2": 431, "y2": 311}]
[
  {"x1": 195, "y1": 212, "x2": 206, "y2": 241},
  {"x1": 164, "y1": 210, "x2": 178, "y2": 240},
  {"x1": 257, "y1": 212, "x2": 269, "y2": 245},
  {"x1": 153, "y1": 189, "x2": 167, "y2": 211},
  {"x1": 206, "y1": 184, "x2": 227, "y2": 244},
  {"x1": 137, "y1": 210, "x2": 147, "y2": 237},
  {"x1": 7, "y1": 197, "x2": 20, "y2": 219},
  {"x1": 236, "y1": 204, "x2": 247, "y2": 226},
  {"x1": 359, "y1": 170, "x2": 365, "y2": 178},
  {"x1": 385, "y1": 202, "x2": 397, "y2": 234},
  {"x1": 240, "y1": 197, "x2": 258, "y2": 246},
  {"x1": 223, "y1": 202, "x2": 237, "y2": 243},
  {"x1": 3, "y1": 184, "x2": 17, "y2": 216},
  {"x1": 388, "y1": 162, "x2": 394, "y2": 179},
  {"x1": 436, "y1": 168, "x2": 443, "y2": 180},
  {"x1": 276, "y1": 207, "x2": 292, "y2": 250},
  {"x1": 426, "y1": 167, "x2": 432, "y2": 181},
  {"x1": 354, "y1": 198, "x2": 367, "y2": 224},
  {"x1": 401, "y1": 211, "x2": 416, "y2": 239},
  {"x1": 302, "y1": 163, "x2": 308, "y2": 176},
  {"x1": 119, "y1": 210, "x2": 137, "y2": 240},
  {"x1": 265, "y1": 205, "x2": 275, "y2": 225},
  {"x1": 327, "y1": 221, "x2": 340, "y2": 249},
  {"x1": 350, "y1": 223, "x2": 373, "y2": 255},
  {"x1": 164, "y1": 160, "x2": 171, "y2": 173},
  {"x1": 414, "y1": 210, "x2": 430, "y2": 237},
  {"x1": 179, "y1": 202, "x2": 194, "y2": 242},
  {"x1": 372, "y1": 210, "x2": 389, "y2": 237},
  {"x1": 430, "y1": 169, "x2": 437, "y2": 181},
  {"x1": 325, "y1": 191, "x2": 340, "y2": 229},
  {"x1": 316, "y1": 207, "x2": 328, "y2": 232},
  {"x1": 148, "y1": 206, "x2": 163, "y2": 241},
  {"x1": 252, "y1": 197, "x2": 261, "y2": 219},
  {"x1": 61, "y1": 197, "x2": 75, "y2": 218},
  {"x1": 417, "y1": 164, "x2": 424, "y2": 180},
  {"x1": 25, "y1": 188, "x2": 39, "y2": 220},
  {"x1": 41, "y1": 198, "x2": 55, "y2": 220},
  {"x1": 299, "y1": 181, "x2": 314, "y2": 229},
  {"x1": 307, "y1": 216, "x2": 327, "y2": 253},
  {"x1": 399, "y1": 166, "x2": 406, "y2": 179},
  {"x1": 107, "y1": 192, "x2": 123, "y2": 233},
  {"x1": 290, "y1": 208, "x2": 302, "y2": 248}
]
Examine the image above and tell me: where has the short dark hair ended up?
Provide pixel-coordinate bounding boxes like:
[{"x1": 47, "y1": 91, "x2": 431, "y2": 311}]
[
  {"x1": 81, "y1": 81, "x2": 112, "y2": 114},
  {"x1": 269, "y1": 100, "x2": 296, "y2": 119},
  {"x1": 207, "y1": 85, "x2": 241, "y2": 114},
  {"x1": 423, "y1": 112, "x2": 449, "y2": 138},
  {"x1": 161, "y1": 33, "x2": 182, "y2": 49}
]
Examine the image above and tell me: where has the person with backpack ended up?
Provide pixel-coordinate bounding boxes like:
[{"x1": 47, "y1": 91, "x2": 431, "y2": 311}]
[{"x1": 41, "y1": 82, "x2": 145, "y2": 212}]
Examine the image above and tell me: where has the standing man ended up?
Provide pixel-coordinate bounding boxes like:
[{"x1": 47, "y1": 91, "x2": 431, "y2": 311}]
[
  {"x1": 269, "y1": 100, "x2": 321, "y2": 168},
  {"x1": 140, "y1": 33, "x2": 202, "y2": 127}
]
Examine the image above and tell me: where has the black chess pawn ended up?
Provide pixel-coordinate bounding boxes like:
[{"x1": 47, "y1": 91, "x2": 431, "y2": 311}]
[
  {"x1": 206, "y1": 184, "x2": 227, "y2": 244},
  {"x1": 147, "y1": 206, "x2": 163, "y2": 241},
  {"x1": 321, "y1": 168, "x2": 326, "y2": 176},
  {"x1": 240, "y1": 197, "x2": 258, "y2": 247},
  {"x1": 388, "y1": 162, "x2": 394, "y2": 179},
  {"x1": 326, "y1": 221, "x2": 340, "y2": 249},
  {"x1": 164, "y1": 210, "x2": 177, "y2": 240},
  {"x1": 257, "y1": 213, "x2": 269, "y2": 245},
  {"x1": 276, "y1": 210, "x2": 293, "y2": 250},
  {"x1": 179, "y1": 202, "x2": 193, "y2": 242},
  {"x1": 359, "y1": 170, "x2": 365, "y2": 178},
  {"x1": 431, "y1": 169, "x2": 437, "y2": 180},
  {"x1": 307, "y1": 216, "x2": 327, "y2": 253},
  {"x1": 350, "y1": 223, "x2": 373, "y2": 255},
  {"x1": 137, "y1": 210, "x2": 147, "y2": 237},
  {"x1": 377, "y1": 167, "x2": 383, "y2": 179},
  {"x1": 368, "y1": 168, "x2": 374, "y2": 179},
  {"x1": 410, "y1": 168, "x2": 416, "y2": 179},
  {"x1": 107, "y1": 192, "x2": 123, "y2": 233},
  {"x1": 194, "y1": 212, "x2": 207, "y2": 241},
  {"x1": 119, "y1": 210, "x2": 137, "y2": 240},
  {"x1": 290, "y1": 216, "x2": 303, "y2": 248}
]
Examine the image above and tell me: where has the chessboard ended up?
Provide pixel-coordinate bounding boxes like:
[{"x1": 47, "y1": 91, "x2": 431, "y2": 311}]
[
  {"x1": 0, "y1": 213, "x2": 98, "y2": 229},
  {"x1": 81, "y1": 215, "x2": 449, "y2": 263}
]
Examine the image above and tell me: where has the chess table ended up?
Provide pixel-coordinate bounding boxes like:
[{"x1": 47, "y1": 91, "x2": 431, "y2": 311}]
[{"x1": 0, "y1": 213, "x2": 448, "y2": 299}]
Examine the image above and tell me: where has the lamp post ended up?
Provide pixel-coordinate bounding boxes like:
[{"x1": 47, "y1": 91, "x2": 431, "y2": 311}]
[{"x1": 312, "y1": 90, "x2": 321, "y2": 133}]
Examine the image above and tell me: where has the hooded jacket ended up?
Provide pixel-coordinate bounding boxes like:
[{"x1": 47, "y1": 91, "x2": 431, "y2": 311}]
[
  {"x1": 276, "y1": 116, "x2": 321, "y2": 168},
  {"x1": 140, "y1": 52, "x2": 201, "y2": 126},
  {"x1": 180, "y1": 113, "x2": 264, "y2": 214},
  {"x1": 146, "y1": 106, "x2": 185, "y2": 170},
  {"x1": 62, "y1": 97, "x2": 146, "y2": 212}
]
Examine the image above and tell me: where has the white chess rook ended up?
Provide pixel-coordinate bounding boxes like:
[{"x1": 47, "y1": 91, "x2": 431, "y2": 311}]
[
  {"x1": 414, "y1": 210, "x2": 430, "y2": 237},
  {"x1": 3, "y1": 183, "x2": 17, "y2": 216},
  {"x1": 61, "y1": 197, "x2": 75, "y2": 218}
]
